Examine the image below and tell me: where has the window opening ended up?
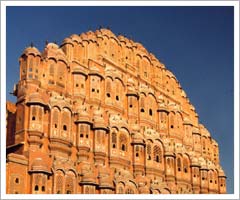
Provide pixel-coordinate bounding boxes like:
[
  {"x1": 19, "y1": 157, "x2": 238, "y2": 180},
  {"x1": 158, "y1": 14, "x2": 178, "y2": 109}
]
[
  {"x1": 149, "y1": 109, "x2": 153, "y2": 116},
  {"x1": 35, "y1": 185, "x2": 39, "y2": 191}
]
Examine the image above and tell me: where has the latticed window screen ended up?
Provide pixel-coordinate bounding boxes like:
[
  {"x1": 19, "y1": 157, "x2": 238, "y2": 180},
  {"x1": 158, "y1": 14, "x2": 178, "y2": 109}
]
[
  {"x1": 29, "y1": 57, "x2": 33, "y2": 68},
  {"x1": 56, "y1": 174, "x2": 63, "y2": 194},
  {"x1": 32, "y1": 107, "x2": 37, "y2": 118},
  {"x1": 42, "y1": 175, "x2": 46, "y2": 186},
  {"x1": 39, "y1": 108, "x2": 42, "y2": 121},
  {"x1": 35, "y1": 174, "x2": 41, "y2": 185},
  {"x1": 203, "y1": 139, "x2": 206, "y2": 149},
  {"x1": 183, "y1": 158, "x2": 188, "y2": 173},
  {"x1": 209, "y1": 171, "x2": 213, "y2": 181},
  {"x1": 170, "y1": 113, "x2": 174, "y2": 127},
  {"x1": 116, "y1": 81, "x2": 120, "y2": 95},
  {"x1": 160, "y1": 112, "x2": 164, "y2": 123},
  {"x1": 85, "y1": 186, "x2": 89, "y2": 194},
  {"x1": 65, "y1": 176, "x2": 74, "y2": 194},
  {"x1": 140, "y1": 97, "x2": 145, "y2": 109},
  {"x1": 22, "y1": 58, "x2": 27, "y2": 74},
  {"x1": 153, "y1": 145, "x2": 161, "y2": 162},
  {"x1": 49, "y1": 64, "x2": 54, "y2": 76},
  {"x1": 118, "y1": 186, "x2": 124, "y2": 194},
  {"x1": 58, "y1": 63, "x2": 65, "y2": 80},
  {"x1": 80, "y1": 125, "x2": 84, "y2": 134},
  {"x1": 147, "y1": 144, "x2": 151, "y2": 155},
  {"x1": 119, "y1": 134, "x2": 127, "y2": 151},
  {"x1": 177, "y1": 157, "x2": 182, "y2": 171},
  {"x1": 62, "y1": 111, "x2": 70, "y2": 130},
  {"x1": 136, "y1": 145, "x2": 139, "y2": 152},
  {"x1": 96, "y1": 130, "x2": 101, "y2": 144},
  {"x1": 53, "y1": 110, "x2": 58, "y2": 126},
  {"x1": 129, "y1": 97, "x2": 133, "y2": 107},
  {"x1": 112, "y1": 132, "x2": 116, "y2": 143},
  {"x1": 106, "y1": 80, "x2": 111, "y2": 94}
]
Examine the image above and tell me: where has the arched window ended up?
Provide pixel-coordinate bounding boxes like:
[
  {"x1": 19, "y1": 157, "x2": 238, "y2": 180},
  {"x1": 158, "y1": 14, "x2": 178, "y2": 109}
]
[
  {"x1": 62, "y1": 109, "x2": 71, "y2": 136},
  {"x1": 80, "y1": 125, "x2": 84, "y2": 138},
  {"x1": 153, "y1": 145, "x2": 161, "y2": 163},
  {"x1": 147, "y1": 144, "x2": 152, "y2": 160},
  {"x1": 32, "y1": 106, "x2": 37, "y2": 121},
  {"x1": 106, "y1": 80, "x2": 111, "y2": 97},
  {"x1": 167, "y1": 158, "x2": 170, "y2": 168},
  {"x1": 170, "y1": 113, "x2": 174, "y2": 129},
  {"x1": 129, "y1": 97, "x2": 133, "y2": 108},
  {"x1": 39, "y1": 107, "x2": 42, "y2": 121},
  {"x1": 140, "y1": 98, "x2": 145, "y2": 113},
  {"x1": 112, "y1": 132, "x2": 117, "y2": 148},
  {"x1": 119, "y1": 134, "x2": 127, "y2": 152},
  {"x1": 52, "y1": 108, "x2": 59, "y2": 132},
  {"x1": 183, "y1": 157, "x2": 188, "y2": 173},
  {"x1": 149, "y1": 109, "x2": 153, "y2": 116},
  {"x1": 65, "y1": 173, "x2": 74, "y2": 194},
  {"x1": 34, "y1": 185, "x2": 39, "y2": 191},
  {"x1": 177, "y1": 157, "x2": 181, "y2": 171},
  {"x1": 49, "y1": 64, "x2": 54, "y2": 76},
  {"x1": 29, "y1": 57, "x2": 34, "y2": 69},
  {"x1": 63, "y1": 125, "x2": 67, "y2": 131},
  {"x1": 55, "y1": 171, "x2": 64, "y2": 194},
  {"x1": 118, "y1": 186, "x2": 124, "y2": 194},
  {"x1": 203, "y1": 138, "x2": 206, "y2": 150},
  {"x1": 209, "y1": 171, "x2": 213, "y2": 183}
]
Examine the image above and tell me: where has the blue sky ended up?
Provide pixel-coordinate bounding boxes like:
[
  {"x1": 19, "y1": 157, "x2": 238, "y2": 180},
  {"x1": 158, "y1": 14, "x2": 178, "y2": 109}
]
[{"x1": 6, "y1": 6, "x2": 234, "y2": 193}]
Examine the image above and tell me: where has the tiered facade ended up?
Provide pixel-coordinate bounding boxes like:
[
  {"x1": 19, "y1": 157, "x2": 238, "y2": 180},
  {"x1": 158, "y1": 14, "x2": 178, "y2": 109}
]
[{"x1": 6, "y1": 28, "x2": 226, "y2": 194}]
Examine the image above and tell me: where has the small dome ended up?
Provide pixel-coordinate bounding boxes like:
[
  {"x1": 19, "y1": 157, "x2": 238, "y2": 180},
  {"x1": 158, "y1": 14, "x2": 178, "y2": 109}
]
[
  {"x1": 79, "y1": 32, "x2": 89, "y2": 41},
  {"x1": 100, "y1": 28, "x2": 115, "y2": 38},
  {"x1": 46, "y1": 42, "x2": 59, "y2": 49},
  {"x1": 22, "y1": 46, "x2": 41, "y2": 56},
  {"x1": 118, "y1": 35, "x2": 127, "y2": 43},
  {"x1": 70, "y1": 34, "x2": 81, "y2": 43},
  {"x1": 183, "y1": 117, "x2": 192, "y2": 125},
  {"x1": 200, "y1": 124, "x2": 211, "y2": 137},
  {"x1": 211, "y1": 139, "x2": 218, "y2": 146},
  {"x1": 218, "y1": 168, "x2": 226, "y2": 177},
  {"x1": 61, "y1": 37, "x2": 74, "y2": 46}
]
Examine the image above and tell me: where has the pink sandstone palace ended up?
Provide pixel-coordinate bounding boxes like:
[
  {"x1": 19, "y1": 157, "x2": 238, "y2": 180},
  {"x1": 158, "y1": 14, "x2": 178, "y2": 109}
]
[{"x1": 6, "y1": 28, "x2": 226, "y2": 194}]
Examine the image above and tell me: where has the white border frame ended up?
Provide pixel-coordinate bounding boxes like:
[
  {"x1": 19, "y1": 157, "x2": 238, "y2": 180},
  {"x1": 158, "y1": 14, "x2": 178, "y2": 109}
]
[{"x1": 1, "y1": 1, "x2": 239, "y2": 199}]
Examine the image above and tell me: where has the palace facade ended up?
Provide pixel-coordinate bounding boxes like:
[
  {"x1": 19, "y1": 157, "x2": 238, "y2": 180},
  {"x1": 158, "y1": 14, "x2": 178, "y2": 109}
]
[{"x1": 6, "y1": 28, "x2": 226, "y2": 194}]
